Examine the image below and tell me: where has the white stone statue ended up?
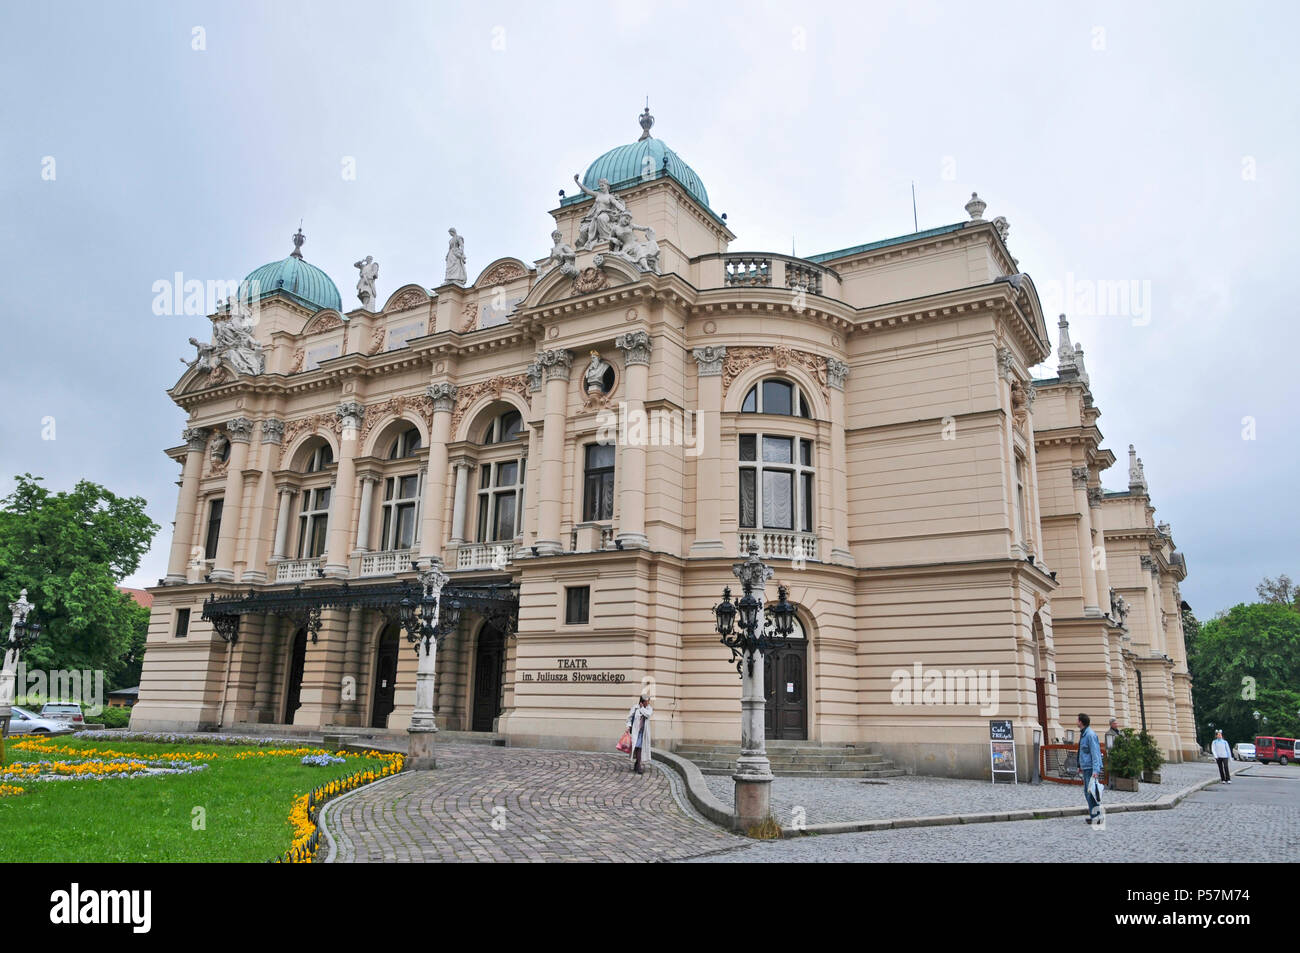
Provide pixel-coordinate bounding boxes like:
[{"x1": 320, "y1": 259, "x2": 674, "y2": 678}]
[
  {"x1": 186, "y1": 302, "x2": 266, "y2": 377},
  {"x1": 573, "y1": 175, "x2": 628, "y2": 250},
  {"x1": 547, "y1": 229, "x2": 578, "y2": 278},
  {"x1": 444, "y1": 228, "x2": 467, "y2": 285},
  {"x1": 584, "y1": 350, "x2": 612, "y2": 393},
  {"x1": 606, "y1": 212, "x2": 660, "y2": 273},
  {"x1": 354, "y1": 255, "x2": 379, "y2": 310}
]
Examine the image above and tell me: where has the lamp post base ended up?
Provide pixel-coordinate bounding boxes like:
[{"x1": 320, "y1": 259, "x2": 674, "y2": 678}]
[
  {"x1": 407, "y1": 726, "x2": 438, "y2": 770},
  {"x1": 733, "y1": 771, "x2": 774, "y2": 831}
]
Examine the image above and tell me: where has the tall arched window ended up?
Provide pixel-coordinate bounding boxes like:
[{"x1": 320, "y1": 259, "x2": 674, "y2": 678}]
[
  {"x1": 303, "y1": 443, "x2": 333, "y2": 473},
  {"x1": 741, "y1": 379, "x2": 813, "y2": 418},
  {"x1": 387, "y1": 427, "x2": 422, "y2": 459},
  {"x1": 482, "y1": 410, "x2": 523, "y2": 444}
]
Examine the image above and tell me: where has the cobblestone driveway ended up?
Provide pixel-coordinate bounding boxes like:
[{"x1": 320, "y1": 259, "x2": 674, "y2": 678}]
[{"x1": 324, "y1": 744, "x2": 738, "y2": 862}]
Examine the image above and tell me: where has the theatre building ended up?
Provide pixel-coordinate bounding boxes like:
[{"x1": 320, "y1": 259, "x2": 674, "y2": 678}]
[{"x1": 132, "y1": 111, "x2": 1195, "y2": 778}]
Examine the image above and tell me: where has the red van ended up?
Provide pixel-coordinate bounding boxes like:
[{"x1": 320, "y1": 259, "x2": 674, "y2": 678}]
[{"x1": 1254, "y1": 736, "x2": 1297, "y2": 765}]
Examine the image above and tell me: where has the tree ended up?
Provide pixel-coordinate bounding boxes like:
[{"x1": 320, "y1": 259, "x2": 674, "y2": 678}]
[
  {"x1": 0, "y1": 474, "x2": 158, "y2": 687},
  {"x1": 1187, "y1": 602, "x2": 1300, "y2": 746},
  {"x1": 1256, "y1": 574, "x2": 1299, "y2": 607}
]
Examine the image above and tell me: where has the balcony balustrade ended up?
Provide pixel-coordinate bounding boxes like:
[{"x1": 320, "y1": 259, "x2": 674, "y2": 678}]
[
  {"x1": 456, "y1": 541, "x2": 516, "y2": 571},
  {"x1": 274, "y1": 557, "x2": 324, "y2": 583},
  {"x1": 738, "y1": 531, "x2": 818, "y2": 562},
  {"x1": 359, "y1": 549, "x2": 414, "y2": 577}
]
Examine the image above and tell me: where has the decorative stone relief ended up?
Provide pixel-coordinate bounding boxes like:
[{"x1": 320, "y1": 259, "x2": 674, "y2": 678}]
[
  {"x1": 183, "y1": 427, "x2": 210, "y2": 452},
  {"x1": 1071, "y1": 466, "x2": 1090, "y2": 489},
  {"x1": 308, "y1": 313, "x2": 343, "y2": 334},
  {"x1": 826, "y1": 357, "x2": 849, "y2": 391},
  {"x1": 367, "y1": 326, "x2": 386, "y2": 355},
  {"x1": 1140, "y1": 555, "x2": 1157, "y2": 573},
  {"x1": 261, "y1": 419, "x2": 285, "y2": 445},
  {"x1": 479, "y1": 261, "x2": 527, "y2": 286},
  {"x1": 692, "y1": 345, "x2": 727, "y2": 377},
  {"x1": 389, "y1": 288, "x2": 426, "y2": 311},
  {"x1": 992, "y1": 216, "x2": 1010, "y2": 243},
  {"x1": 1087, "y1": 485, "x2": 1104, "y2": 507},
  {"x1": 614, "y1": 330, "x2": 652, "y2": 366},
  {"x1": 426, "y1": 382, "x2": 459, "y2": 413},
  {"x1": 721, "y1": 346, "x2": 829, "y2": 399},
  {"x1": 997, "y1": 346, "x2": 1015, "y2": 382},
  {"x1": 460, "y1": 301, "x2": 478, "y2": 332},
  {"x1": 289, "y1": 348, "x2": 305, "y2": 373},
  {"x1": 572, "y1": 264, "x2": 610, "y2": 296},
  {"x1": 336, "y1": 401, "x2": 366, "y2": 436},
  {"x1": 359, "y1": 394, "x2": 435, "y2": 446},
  {"x1": 449, "y1": 375, "x2": 530, "y2": 437},
  {"x1": 526, "y1": 361, "x2": 543, "y2": 393},
  {"x1": 278, "y1": 413, "x2": 345, "y2": 465}
]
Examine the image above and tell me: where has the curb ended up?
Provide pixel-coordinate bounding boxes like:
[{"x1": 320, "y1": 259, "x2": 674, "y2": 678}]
[
  {"x1": 653, "y1": 748, "x2": 739, "y2": 831},
  {"x1": 318, "y1": 770, "x2": 405, "y2": 863},
  {"x1": 783, "y1": 772, "x2": 1223, "y2": 838}
]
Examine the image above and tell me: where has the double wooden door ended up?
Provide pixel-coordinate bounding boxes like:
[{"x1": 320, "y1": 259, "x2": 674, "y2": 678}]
[
  {"x1": 764, "y1": 640, "x2": 808, "y2": 740},
  {"x1": 472, "y1": 625, "x2": 506, "y2": 732}
]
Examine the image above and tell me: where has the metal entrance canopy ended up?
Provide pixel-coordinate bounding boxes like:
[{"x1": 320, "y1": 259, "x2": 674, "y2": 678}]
[{"x1": 200, "y1": 580, "x2": 519, "y2": 646}]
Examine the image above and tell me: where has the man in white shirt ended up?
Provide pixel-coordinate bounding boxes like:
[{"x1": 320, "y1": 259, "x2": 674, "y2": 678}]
[{"x1": 1211, "y1": 730, "x2": 1232, "y2": 783}]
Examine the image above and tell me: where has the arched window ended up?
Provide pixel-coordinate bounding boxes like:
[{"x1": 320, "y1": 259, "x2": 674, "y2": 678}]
[
  {"x1": 741, "y1": 379, "x2": 813, "y2": 418},
  {"x1": 482, "y1": 409, "x2": 523, "y2": 445},
  {"x1": 303, "y1": 443, "x2": 334, "y2": 473},
  {"x1": 387, "y1": 427, "x2": 422, "y2": 459}
]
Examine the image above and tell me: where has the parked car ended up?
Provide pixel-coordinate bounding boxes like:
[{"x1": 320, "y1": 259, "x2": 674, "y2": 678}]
[
  {"x1": 39, "y1": 702, "x2": 84, "y2": 727},
  {"x1": 1232, "y1": 742, "x2": 1256, "y2": 761},
  {"x1": 1254, "y1": 736, "x2": 1297, "y2": 765},
  {"x1": 7, "y1": 706, "x2": 71, "y2": 735}
]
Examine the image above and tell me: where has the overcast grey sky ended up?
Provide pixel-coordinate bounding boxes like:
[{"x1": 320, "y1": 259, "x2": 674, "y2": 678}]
[{"x1": 2, "y1": 0, "x2": 1296, "y2": 616}]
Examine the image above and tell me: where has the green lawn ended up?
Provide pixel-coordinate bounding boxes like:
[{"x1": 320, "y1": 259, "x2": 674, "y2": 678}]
[{"x1": 0, "y1": 737, "x2": 396, "y2": 862}]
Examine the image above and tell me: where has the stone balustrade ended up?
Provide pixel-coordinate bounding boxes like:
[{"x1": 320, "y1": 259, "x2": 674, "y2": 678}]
[
  {"x1": 738, "y1": 531, "x2": 818, "y2": 562},
  {"x1": 359, "y1": 549, "x2": 414, "y2": 577}
]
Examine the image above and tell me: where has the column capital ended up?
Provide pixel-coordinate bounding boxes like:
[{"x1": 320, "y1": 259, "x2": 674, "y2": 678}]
[
  {"x1": 336, "y1": 401, "x2": 366, "y2": 429},
  {"x1": 276, "y1": 481, "x2": 296, "y2": 494},
  {"x1": 226, "y1": 417, "x2": 255, "y2": 443},
  {"x1": 826, "y1": 357, "x2": 850, "y2": 391},
  {"x1": 357, "y1": 469, "x2": 383, "y2": 484},
  {"x1": 526, "y1": 361, "x2": 544, "y2": 392},
  {"x1": 536, "y1": 348, "x2": 574, "y2": 382},
  {"x1": 615, "y1": 330, "x2": 652, "y2": 366},
  {"x1": 183, "y1": 427, "x2": 210, "y2": 452},
  {"x1": 426, "y1": 382, "x2": 458, "y2": 412},
  {"x1": 450, "y1": 455, "x2": 477, "y2": 472},
  {"x1": 1140, "y1": 554, "x2": 1157, "y2": 573},
  {"x1": 1087, "y1": 485, "x2": 1104, "y2": 507},
  {"x1": 692, "y1": 345, "x2": 727, "y2": 377},
  {"x1": 1071, "y1": 466, "x2": 1090, "y2": 489},
  {"x1": 261, "y1": 418, "x2": 285, "y2": 445}
]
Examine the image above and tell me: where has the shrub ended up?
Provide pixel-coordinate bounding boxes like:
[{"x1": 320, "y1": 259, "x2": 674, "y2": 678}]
[
  {"x1": 1106, "y1": 728, "x2": 1145, "y2": 779},
  {"x1": 98, "y1": 707, "x2": 132, "y2": 729},
  {"x1": 1138, "y1": 730, "x2": 1165, "y2": 774}
]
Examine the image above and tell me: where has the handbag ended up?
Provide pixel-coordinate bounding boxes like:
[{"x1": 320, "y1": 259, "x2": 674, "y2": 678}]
[{"x1": 616, "y1": 730, "x2": 632, "y2": 753}]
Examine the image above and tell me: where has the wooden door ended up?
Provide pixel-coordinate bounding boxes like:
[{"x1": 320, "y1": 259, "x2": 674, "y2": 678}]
[
  {"x1": 472, "y1": 625, "x2": 505, "y2": 732},
  {"x1": 764, "y1": 640, "x2": 808, "y2": 740},
  {"x1": 1035, "y1": 677, "x2": 1048, "y2": 729},
  {"x1": 370, "y1": 626, "x2": 400, "y2": 729},
  {"x1": 283, "y1": 628, "x2": 307, "y2": 724}
]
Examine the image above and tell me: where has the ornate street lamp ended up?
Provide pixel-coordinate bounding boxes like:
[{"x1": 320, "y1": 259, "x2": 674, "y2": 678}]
[
  {"x1": 711, "y1": 545, "x2": 798, "y2": 831},
  {"x1": 2, "y1": 590, "x2": 42, "y2": 752},
  {"x1": 398, "y1": 570, "x2": 458, "y2": 770}
]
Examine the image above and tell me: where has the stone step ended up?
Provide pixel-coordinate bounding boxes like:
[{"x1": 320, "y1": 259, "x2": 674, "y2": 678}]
[
  {"x1": 674, "y1": 739, "x2": 902, "y2": 779},
  {"x1": 226, "y1": 723, "x2": 508, "y2": 747},
  {"x1": 698, "y1": 766, "x2": 905, "y2": 779},
  {"x1": 687, "y1": 758, "x2": 892, "y2": 771}
]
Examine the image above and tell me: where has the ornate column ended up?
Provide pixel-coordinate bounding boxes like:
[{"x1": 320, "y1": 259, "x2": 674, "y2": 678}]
[
  {"x1": 340, "y1": 607, "x2": 364, "y2": 725},
  {"x1": 210, "y1": 417, "x2": 254, "y2": 583},
  {"x1": 826, "y1": 358, "x2": 853, "y2": 564},
  {"x1": 272, "y1": 483, "x2": 294, "y2": 560},
  {"x1": 323, "y1": 401, "x2": 365, "y2": 578},
  {"x1": 354, "y1": 471, "x2": 381, "y2": 553},
  {"x1": 239, "y1": 418, "x2": 284, "y2": 584},
  {"x1": 253, "y1": 616, "x2": 278, "y2": 721},
  {"x1": 614, "y1": 331, "x2": 652, "y2": 549},
  {"x1": 449, "y1": 457, "x2": 476, "y2": 544},
  {"x1": 418, "y1": 383, "x2": 457, "y2": 567},
  {"x1": 689, "y1": 346, "x2": 726, "y2": 556},
  {"x1": 1072, "y1": 466, "x2": 1101, "y2": 615},
  {"x1": 534, "y1": 350, "x2": 572, "y2": 555},
  {"x1": 165, "y1": 427, "x2": 210, "y2": 584}
]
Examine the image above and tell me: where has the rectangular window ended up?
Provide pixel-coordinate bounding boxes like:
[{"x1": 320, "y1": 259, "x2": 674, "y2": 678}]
[
  {"x1": 583, "y1": 443, "x2": 616, "y2": 521},
  {"x1": 203, "y1": 499, "x2": 223, "y2": 560},
  {"x1": 801, "y1": 472, "x2": 814, "y2": 532},
  {"x1": 565, "y1": 586, "x2": 590, "y2": 625},
  {"x1": 174, "y1": 608, "x2": 190, "y2": 639},
  {"x1": 739, "y1": 468, "x2": 756, "y2": 527},
  {"x1": 762, "y1": 470, "x2": 794, "y2": 529}
]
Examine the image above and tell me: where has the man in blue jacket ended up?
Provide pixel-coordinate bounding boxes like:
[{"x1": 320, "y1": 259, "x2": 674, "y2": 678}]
[{"x1": 1077, "y1": 712, "x2": 1103, "y2": 824}]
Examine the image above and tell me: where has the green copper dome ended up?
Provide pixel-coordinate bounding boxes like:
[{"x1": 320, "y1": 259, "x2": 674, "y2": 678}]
[
  {"x1": 575, "y1": 108, "x2": 711, "y2": 211},
  {"x1": 243, "y1": 229, "x2": 342, "y2": 312}
]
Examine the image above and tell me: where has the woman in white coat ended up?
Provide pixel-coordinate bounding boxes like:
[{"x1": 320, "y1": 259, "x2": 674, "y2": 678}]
[{"x1": 626, "y1": 695, "x2": 653, "y2": 774}]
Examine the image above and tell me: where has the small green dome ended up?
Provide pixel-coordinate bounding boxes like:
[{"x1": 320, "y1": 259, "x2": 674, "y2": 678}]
[
  {"x1": 577, "y1": 109, "x2": 711, "y2": 211},
  {"x1": 243, "y1": 230, "x2": 341, "y2": 312}
]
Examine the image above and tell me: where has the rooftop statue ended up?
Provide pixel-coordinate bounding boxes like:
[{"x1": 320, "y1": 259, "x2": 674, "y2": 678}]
[
  {"x1": 445, "y1": 228, "x2": 467, "y2": 285},
  {"x1": 546, "y1": 229, "x2": 578, "y2": 278},
  {"x1": 354, "y1": 255, "x2": 379, "y2": 310},
  {"x1": 185, "y1": 297, "x2": 266, "y2": 377},
  {"x1": 573, "y1": 175, "x2": 628, "y2": 250}
]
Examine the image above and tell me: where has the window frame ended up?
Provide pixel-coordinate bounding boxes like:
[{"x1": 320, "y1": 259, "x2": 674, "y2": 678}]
[
  {"x1": 565, "y1": 586, "x2": 591, "y2": 625},
  {"x1": 582, "y1": 442, "x2": 616, "y2": 522},
  {"x1": 296, "y1": 486, "x2": 331, "y2": 559},
  {"x1": 475, "y1": 456, "x2": 526, "y2": 543},
  {"x1": 379, "y1": 472, "x2": 422, "y2": 551},
  {"x1": 174, "y1": 607, "x2": 191, "y2": 639},
  {"x1": 738, "y1": 433, "x2": 816, "y2": 534},
  {"x1": 740, "y1": 378, "x2": 814, "y2": 419},
  {"x1": 203, "y1": 498, "x2": 224, "y2": 560}
]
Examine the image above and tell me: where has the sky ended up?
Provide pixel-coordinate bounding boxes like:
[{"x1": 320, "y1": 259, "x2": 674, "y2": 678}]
[{"x1": 1, "y1": 0, "x2": 1296, "y2": 616}]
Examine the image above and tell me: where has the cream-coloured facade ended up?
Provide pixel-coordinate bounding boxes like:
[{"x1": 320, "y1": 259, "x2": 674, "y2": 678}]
[{"x1": 132, "y1": 113, "x2": 1195, "y2": 777}]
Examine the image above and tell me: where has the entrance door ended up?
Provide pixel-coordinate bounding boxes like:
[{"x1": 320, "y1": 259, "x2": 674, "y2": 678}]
[
  {"x1": 370, "y1": 626, "x2": 400, "y2": 729},
  {"x1": 283, "y1": 628, "x2": 307, "y2": 724},
  {"x1": 764, "y1": 634, "x2": 808, "y2": 741},
  {"x1": 1035, "y1": 677, "x2": 1048, "y2": 729},
  {"x1": 471, "y1": 624, "x2": 506, "y2": 732}
]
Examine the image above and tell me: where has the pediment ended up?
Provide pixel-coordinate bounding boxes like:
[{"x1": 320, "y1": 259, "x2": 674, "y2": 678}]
[
  {"x1": 529, "y1": 255, "x2": 642, "y2": 307},
  {"x1": 382, "y1": 284, "x2": 432, "y2": 313},
  {"x1": 302, "y1": 309, "x2": 346, "y2": 335}
]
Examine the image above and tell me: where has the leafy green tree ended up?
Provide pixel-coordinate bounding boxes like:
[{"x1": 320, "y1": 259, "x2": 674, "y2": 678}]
[
  {"x1": 0, "y1": 474, "x2": 158, "y2": 683},
  {"x1": 1188, "y1": 601, "x2": 1300, "y2": 746}
]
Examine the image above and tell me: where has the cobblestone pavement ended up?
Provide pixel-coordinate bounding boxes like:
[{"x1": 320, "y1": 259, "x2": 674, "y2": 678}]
[
  {"x1": 324, "y1": 744, "x2": 739, "y2": 862},
  {"x1": 685, "y1": 767, "x2": 1299, "y2": 862},
  {"x1": 702, "y1": 760, "x2": 1223, "y2": 828}
]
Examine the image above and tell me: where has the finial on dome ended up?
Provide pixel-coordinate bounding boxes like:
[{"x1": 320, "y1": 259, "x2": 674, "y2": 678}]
[
  {"x1": 291, "y1": 224, "x2": 305, "y2": 260},
  {"x1": 965, "y1": 191, "x2": 987, "y2": 222},
  {"x1": 638, "y1": 101, "x2": 654, "y2": 141}
]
